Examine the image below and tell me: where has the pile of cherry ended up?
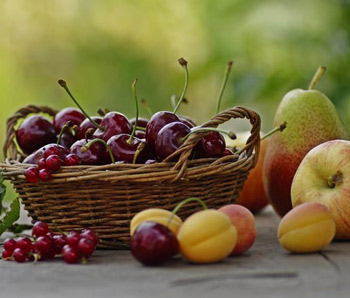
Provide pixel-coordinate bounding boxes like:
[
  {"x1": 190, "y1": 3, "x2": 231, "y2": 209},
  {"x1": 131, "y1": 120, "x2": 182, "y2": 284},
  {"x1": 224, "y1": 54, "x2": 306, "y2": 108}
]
[
  {"x1": 1, "y1": 221, "x2": 98, "y2": 264},
  {"x1": 16, "y1": 59, "x2": 235, "y2": 182}
]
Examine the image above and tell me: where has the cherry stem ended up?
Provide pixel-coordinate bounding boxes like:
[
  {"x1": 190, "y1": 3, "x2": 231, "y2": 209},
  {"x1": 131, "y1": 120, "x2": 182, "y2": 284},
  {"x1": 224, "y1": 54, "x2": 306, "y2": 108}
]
[
  {"x1": 132, "y1": 142, "x2": 145, "y2": 164},
  {"x1": 81, "y1": 138, "x2": 115, "y2": 164},
  {"x1": 327, "y1": 170, "x2": 343, "y2": 188},
  {"x1": 58, "y1": 79, "x2": 104, "y2": 130},
  {"x1": 56, "y1": 121, "x2": 74, "y2": 145},
  {"x1": 181, "y1": 127, "x2": 236, "y2": 143},
  {"x1": 127, "y1": 79, "x2": 139, "y2": 144},
  {"x1": 173, "y1": 58, "x2": 189, "y2": 114},
  {"x1": 261, "y1": 121, "x2": 287, "y2": 141},
  {"x1": 166, "y1": 197, "x2": 208, "y2": 228},
  {"x1": 308, "y1": 66, "x2": 327, "y2": 90},
  {"x1": 216, "y1": 61, "x2": 233, "y2": 114},
  {"x1": 171, "y1": 94, "x2": 188, "y2": 110},
  {"x1": 141, "y1": 98, "x2": 153, "y2": 117}
]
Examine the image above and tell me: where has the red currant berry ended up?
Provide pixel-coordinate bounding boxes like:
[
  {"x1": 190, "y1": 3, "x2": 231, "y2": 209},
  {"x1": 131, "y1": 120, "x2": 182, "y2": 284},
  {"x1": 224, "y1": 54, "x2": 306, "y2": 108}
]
[
  {"x1": 3, "y1": 238, "x2": 17, "y2": 253},
  {"x1": 32, "y1": 221, "x2": 49, "y2": 238},
  {"x1": 34, "y1": 236, "x2": 53, "y2": 256},
  {"x1": 81, "y1": 229, "x2": 99, "y2": 246},
  {"x1": 66, "y1": 231, "x2": 81, "y2": 248},
  {"x1": 25, "y1": 167, "x2": 40, "y2": 183},
  {"x1": 13, "y1": 248, "x2": 27, "y2": 263},
  {"x1": 2, "y1": 250, "x2": 13, "y2": 260},
  {"x1": 45, "y1": 154, "x2": 62, "y2": 171},
  {"x1": 38, "y1": 158, "x2": 47, "y2": 169},
  {"x1": 62, "y1": 245, "x2": 80, "y2": 264},
  {"x1": 52, "y1": 234, "x2": 67, "y2": 254},
  {"x1": 16, "y1": 237, "x2": 33, "y2": 254},
  {"x1": 64, "y1": 153, "x2": 81, "y2": 166},
  {"x1": 39, "y1": 168, "x2": 52, "y2": 181},
  {"x1": 77, "y1": 238, "x2": 95, "y2": 258}
]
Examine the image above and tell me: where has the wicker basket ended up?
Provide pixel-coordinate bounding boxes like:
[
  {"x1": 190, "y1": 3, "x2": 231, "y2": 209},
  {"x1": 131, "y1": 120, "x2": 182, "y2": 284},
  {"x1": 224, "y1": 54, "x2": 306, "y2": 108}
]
[{"x1": 0, "y1": 105, "x2": 261, "y2": 249}]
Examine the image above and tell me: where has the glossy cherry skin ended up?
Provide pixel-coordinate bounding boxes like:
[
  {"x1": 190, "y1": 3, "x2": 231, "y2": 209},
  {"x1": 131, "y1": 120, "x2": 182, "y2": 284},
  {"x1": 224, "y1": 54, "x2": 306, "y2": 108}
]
[
  {"x1": 58, "y1": 132, "x2": 77, "y2": 149},
  {"x1": 107, "y1": 134, "x2": 150, "y2": 164},
  {"x1": 130, "y1": 221, "x2": 179, "y2": 266},
  {"x1": 16, "y1": 115, "x2": 57, "y2": 154},
  {"x1": 134, "y1": 130, "x2": 146, "y2": 140},
  {"x1": 129, "y1": 117, "x2": 148, "y2": 129},
  {"x1": 223, "y1": 148, "x2": 234, "y2": 156},
  {"x1": 145, "y1": 111, "x2": 180, "y2": 153},
  {"x1": 77, "y1": 116, "x2": 103, "y2": 139},
  {"x1": 53, "y1": 107, "x2": 86, "y2": 133},
  {"x1": 155, "y1": 122, "x2": 191, "y2": 161},
  {"x1": 93, "y1": 112, "x2": 132, "y2": 142},
  {"x1": 70, "y1": 139, "x2": 106, "y2": 165},
  {"x1": 196, "y1": 131, "x2": 226, "y2": 158},
  {"x1": 179, "y1": 115, "x2": 196, "y2": 128},
  {"x1": 43, "y1": 144, "x2": 70, "y2": 160}
]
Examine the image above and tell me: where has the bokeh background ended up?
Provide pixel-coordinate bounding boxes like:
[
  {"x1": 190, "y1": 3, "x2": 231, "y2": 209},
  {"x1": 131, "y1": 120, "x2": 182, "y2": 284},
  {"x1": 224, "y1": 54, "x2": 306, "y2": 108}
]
[{"x1": 1, "y1": 0, "x2": 350, "y2": 201}]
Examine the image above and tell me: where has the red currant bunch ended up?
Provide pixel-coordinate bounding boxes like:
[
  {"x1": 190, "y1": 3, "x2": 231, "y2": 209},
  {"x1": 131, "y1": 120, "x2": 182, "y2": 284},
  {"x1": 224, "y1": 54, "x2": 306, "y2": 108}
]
[{"x1": 1, "y1": 221, "x2": 98, "y2": 264}]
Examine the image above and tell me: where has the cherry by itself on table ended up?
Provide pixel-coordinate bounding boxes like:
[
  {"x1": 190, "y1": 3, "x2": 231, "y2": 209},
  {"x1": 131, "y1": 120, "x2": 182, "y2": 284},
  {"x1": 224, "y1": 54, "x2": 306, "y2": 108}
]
[
  {"x1": 130, "y1": 221, "x2": 179, "y2": 266},
  {"x1": 16, "y1": 115, "x2": 57, "y2": 154}
]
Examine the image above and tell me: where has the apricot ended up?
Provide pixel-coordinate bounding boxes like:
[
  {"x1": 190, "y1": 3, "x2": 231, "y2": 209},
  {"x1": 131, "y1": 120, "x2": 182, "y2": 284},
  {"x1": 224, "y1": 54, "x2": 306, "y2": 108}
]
[
  {"x1": 278, "y1": 202, "x2": 336, "y2": 253},
  {"x1": 130, "y1": 208, "x2": 183, "y2": 236},
  {"x1": 177, "y1": 209, "x2": 237, "y2": 263},
  {"x1": 219, "y1": 204, "x2": 256, "y2": 255}
]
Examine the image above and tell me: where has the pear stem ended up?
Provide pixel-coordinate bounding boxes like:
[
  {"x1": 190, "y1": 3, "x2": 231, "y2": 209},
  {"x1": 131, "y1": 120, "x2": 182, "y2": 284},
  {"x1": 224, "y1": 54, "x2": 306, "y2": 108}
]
[
  {"x1": 216, "y1": 61, "x2": 233, "y2": 114},
  {"x1": 180, "y1": 127, "x2": 236, "y2": 143},
  {"x1": 127, "y1": 79, "x2": 139, "y2": 145},
  {"x1": 81, "y1": 138, "x2": 115, "y2": 164},
  {"x1": 261, "y1": 121, "x2": 287, "y2": 141},
  {"x1": 308, "y1": 66, "x2": 327, "y2": 90},
  {"x1": 173, "y1": 58, "x2": 189, "y2": 114},
  {"x1": 58, "y1": 79, "x2": 104, "y2": 131},
  {"x1": 327, "y1": 170, "x2": 343, "y2": 188},
  {"x1": 166, "y1": 197, "x2": 208, "y2": 228}
]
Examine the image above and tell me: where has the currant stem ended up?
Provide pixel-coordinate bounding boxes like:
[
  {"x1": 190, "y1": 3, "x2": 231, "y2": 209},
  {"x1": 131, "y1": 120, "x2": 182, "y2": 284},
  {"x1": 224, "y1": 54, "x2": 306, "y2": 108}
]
[
  {"x1": 127, "y1": 79, "x2": 139, "y2": 144},
  {"x1": 173, "y1": 58, "x2": 189, "y2": 114},
  {"x1": 166, "y1": 197, "x2": 208, "y2": 228},
  {"x1": 216, "y1": 60, "x2": 233, "y2": 114},
  {"x1": 58, "y1": 79, "x2": 104, "y2": 130},
  {"x1": 81, "y1": 138, "x2": 115, "y2": 164},
  {"x1": 180, "y1": 127, "x2": 236, "y2": 143},
  {"x1": 56, "y1": 121, "x2": 74, "y2": 145},
  {"x1": 261, "y1": 121, "x2": 287, "y2": 141},
  {"x1": 308, "y1": 66, "x2": 327, "y2": 90}
]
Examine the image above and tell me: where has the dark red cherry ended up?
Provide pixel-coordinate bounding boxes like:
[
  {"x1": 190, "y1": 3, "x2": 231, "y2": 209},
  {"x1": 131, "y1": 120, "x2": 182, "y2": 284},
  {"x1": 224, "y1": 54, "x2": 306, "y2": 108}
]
[
  {"x1": 16, "y1": 115, "x2": 57, "y2": 154},
  {"x1": 129, "y1": 117, "x2": 148, "y2": 129},
  {"x1": 23, "y1": 147, "x2": 45, "y2": 164},
  {"x1": 130, "y1": 221, "x2": 179, "y2": 266},
  {"x1": 53, "y1": 107, "x2": 86, "y2": 133},
  {"x1": 223, "y1": 148, "x2": 234, "y2": 156},
  {"x1": 179, "y1": 116, "x2": 196, "y2": 128},
  {"x1": 196, "y1": 131, "x2": 226, "y2": 158},
  {"x1": 134, "y1": 130, "x2": 146, "y2": 140},
  {"x1": 155, "y1": 122, "x2": 191, "y2": 161},
  {"x1": 77, "y1": 117, "x2": 102, "y2": 139},
  {"x1": 57, "y1": 132, "x2": 77, "y2": 148},
  {"x1": 43, "y1": 144, "x2": 70, "y2": 160},
  {"x1": 145, "y1": 111, "x2": 180, "y2": 153},
  {"x1": 70, "y1": 139, "x2": 106, "y2": 165},
  {"x1": 93, "y1": 112, "x2": 132, "y2": 142},
  {"x1": 107, "y1": 134, "x2": 150, "y2": 164}
]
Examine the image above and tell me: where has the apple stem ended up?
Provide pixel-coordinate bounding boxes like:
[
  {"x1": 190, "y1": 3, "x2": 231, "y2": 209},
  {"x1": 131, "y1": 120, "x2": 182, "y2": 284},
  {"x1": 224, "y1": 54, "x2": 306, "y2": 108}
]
[
  {"x1": 327, "y1": 170, "x2": 343, "y2": 188},
  {"x1": 56, "y1": 121, "x2": 74, "y2": 145},
  {"x1": 127, "y1": 79, "x2": 139, "y2": 145},
  {"x1": 308, "y1": 66, "x2": 327, "y2": 90},
  {"x1": 180, "y1": 127, "x2": 236, "y2": 143},
  {"x1": 166, "y1": 197, "x2": 208, "y2": 228},
  {"x1": 172, "y1": 58, "x2": 189, "y2": 114},
  {"x1": 216, "y1": 60, "x2": 233, "y2": 114},
  {"x1": 58, "y1": 79, "x2": 104, "y2": 131},
  {"x1": 81, "y1": 138, "x2": 115, "y2": 164},
  {"x1": 261, "y1": 121, "x2": 287, "y2": 141},
  {"x1": 141, "y1": 98, "x2": 153, "y2": 117},
  {"x1": 132, "y1": 142, "x2": 146, "y2": 164}
]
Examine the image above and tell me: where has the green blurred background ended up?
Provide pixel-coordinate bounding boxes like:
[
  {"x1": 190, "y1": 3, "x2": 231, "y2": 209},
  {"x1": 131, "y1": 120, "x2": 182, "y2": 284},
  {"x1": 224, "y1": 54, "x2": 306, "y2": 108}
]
[{"x1": 1, "y1": 0, "x2": 350, "y2": 160}]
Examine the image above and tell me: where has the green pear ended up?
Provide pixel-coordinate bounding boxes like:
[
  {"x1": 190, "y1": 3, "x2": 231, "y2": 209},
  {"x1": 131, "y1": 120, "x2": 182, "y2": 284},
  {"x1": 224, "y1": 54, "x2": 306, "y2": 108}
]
[{"x1": 263, "y1": 66, "x2": 349, "y2": 217}]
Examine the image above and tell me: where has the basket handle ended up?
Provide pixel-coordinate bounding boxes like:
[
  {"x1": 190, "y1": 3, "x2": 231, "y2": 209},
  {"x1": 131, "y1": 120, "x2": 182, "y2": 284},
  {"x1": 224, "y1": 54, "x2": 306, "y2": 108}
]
[
  {"x1": 3, "y1": 105, "x2": 58, "y2": 160},
  {"x1": 165, "y1": 106, "x2": 261, "y2": 181}
]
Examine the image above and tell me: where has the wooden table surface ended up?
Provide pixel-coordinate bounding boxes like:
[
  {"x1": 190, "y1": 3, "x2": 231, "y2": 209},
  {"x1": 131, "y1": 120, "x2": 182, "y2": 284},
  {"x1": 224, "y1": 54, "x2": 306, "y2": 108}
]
[{"x1": 1, "y1": 207, "x2": 349, "y2": 298}]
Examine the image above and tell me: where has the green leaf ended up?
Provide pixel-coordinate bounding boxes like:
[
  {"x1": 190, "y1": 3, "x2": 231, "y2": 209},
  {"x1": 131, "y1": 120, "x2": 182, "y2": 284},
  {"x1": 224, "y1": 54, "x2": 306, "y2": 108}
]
[
  {"x1": 0, "y1": 171, "x2": 6, "y2": 215},
  {"x1": 0, "y1": 198, "x2": 20, "y2": 236}
]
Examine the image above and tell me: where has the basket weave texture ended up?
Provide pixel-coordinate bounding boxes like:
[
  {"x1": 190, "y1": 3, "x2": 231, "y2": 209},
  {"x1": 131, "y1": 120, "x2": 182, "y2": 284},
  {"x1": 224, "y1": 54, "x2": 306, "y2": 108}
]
[{"x1": 1, "y1": 105, "x2": 261, "y2": 249}]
